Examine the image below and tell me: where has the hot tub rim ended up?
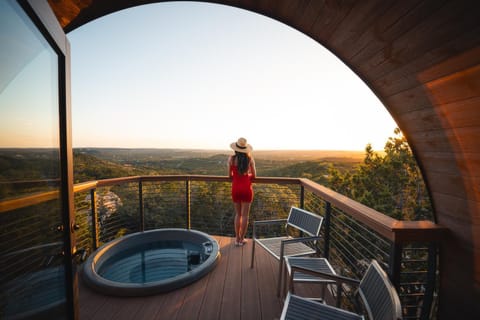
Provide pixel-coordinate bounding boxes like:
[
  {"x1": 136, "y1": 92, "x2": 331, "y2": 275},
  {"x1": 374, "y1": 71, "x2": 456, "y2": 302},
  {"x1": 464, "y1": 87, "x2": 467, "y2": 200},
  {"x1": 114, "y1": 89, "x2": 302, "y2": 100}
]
[{"x1": 81, "y1": 228, "x2": 220, "y2": 296}]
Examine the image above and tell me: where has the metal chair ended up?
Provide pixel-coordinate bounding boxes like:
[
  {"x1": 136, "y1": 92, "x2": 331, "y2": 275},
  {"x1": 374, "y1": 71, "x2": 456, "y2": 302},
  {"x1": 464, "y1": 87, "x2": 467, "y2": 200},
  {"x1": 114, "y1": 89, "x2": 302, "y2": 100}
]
[
  {"x1": 283, "y1": 256, "x2": 336, "y2": 301},
  {"x1": 250, "y1": 206, "x2": 323, "y2": 296},
  {"x1": 281, "y1": 260, "x2": 403, "y2": 320}
]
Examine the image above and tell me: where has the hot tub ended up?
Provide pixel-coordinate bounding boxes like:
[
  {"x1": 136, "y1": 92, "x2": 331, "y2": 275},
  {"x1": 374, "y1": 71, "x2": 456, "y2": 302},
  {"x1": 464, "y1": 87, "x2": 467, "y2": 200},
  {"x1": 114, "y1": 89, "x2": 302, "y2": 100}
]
[{"x1": 81, "y1": 229, "x2": 220, "y2": 296}]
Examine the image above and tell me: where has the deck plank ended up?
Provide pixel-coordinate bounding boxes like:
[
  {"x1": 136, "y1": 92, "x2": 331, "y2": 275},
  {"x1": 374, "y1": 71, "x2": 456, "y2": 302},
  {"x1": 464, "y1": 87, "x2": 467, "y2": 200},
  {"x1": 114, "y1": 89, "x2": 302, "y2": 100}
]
[
  {"x1": 129, "y1": 295, "x2": 160, "y2": 320},
  {"x1": 79, "y1": 281, "x2": 109, "y2": 319},
  {"x1": 241, "y1": 240, "x2": 261, "y2": 320},
  {"x1": 108, "y1": 296, "x2": 148, "y2": 320},
  {"x1": 253, "y1": 240, "x2": 283, "y2": 320},
  {"x1": 175, "y1": 264, "x2": 210, "y2": 319},
  {"x1": 78, "y1": 236, "x2": 325, "y2": 320},
  {"x1": 177, "y1": 236, "x2": 226, "y2": 319},
  {"x1": 219, "y1": 237, "x2": 242, "y2": 320},
  {"x1": 197, "y1": 236, "x2": 229, "y2": 320}
]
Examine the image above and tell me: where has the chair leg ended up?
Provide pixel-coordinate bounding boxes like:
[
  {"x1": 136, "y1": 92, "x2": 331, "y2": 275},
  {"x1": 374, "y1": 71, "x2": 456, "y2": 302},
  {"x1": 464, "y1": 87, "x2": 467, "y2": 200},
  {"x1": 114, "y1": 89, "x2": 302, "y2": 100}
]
[
  {"x1": 277, "y1": 258, "x2": 283, "y2": 297},
  {"x1": 282, "y1": 261, "x2": 287, "y2": 299},
  {"x1": 282, "y1": 259, "x2": 291, "y2": 300},
  {"x1": 321, "y1": 284, "x2": 326, "y2": 300},
  {"x1": 336, "y1": 283, "x2": 342, "y2": 307},
  {"x1": 250, "y1": 240, "x2": 255, "y2": 268}
]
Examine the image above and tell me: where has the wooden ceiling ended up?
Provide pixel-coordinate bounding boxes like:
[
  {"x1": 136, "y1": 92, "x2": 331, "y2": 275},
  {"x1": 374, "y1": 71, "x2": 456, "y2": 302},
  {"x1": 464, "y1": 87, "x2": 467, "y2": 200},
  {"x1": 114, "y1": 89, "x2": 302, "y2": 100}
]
[{"x1": 47, "y1": 0, "x2": 480, "y2": 317}]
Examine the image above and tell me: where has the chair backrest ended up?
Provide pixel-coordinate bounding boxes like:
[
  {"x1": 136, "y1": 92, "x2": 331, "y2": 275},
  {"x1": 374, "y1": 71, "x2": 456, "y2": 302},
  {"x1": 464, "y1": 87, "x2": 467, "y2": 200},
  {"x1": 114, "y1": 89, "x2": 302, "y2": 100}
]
[
  {"x1": 286, "y1": 207, "x2": 323, "y2": 237},
  {"x1": 359, "y1": 260, "x2": 403, "y2": 320}
]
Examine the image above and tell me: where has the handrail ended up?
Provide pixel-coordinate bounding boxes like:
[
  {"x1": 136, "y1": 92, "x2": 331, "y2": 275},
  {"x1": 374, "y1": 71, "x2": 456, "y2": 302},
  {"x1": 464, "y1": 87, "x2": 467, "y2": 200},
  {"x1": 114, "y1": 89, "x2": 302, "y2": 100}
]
[
  {"x1": 0, "y1": 190, "x2": 60, "y2": 213},
  {"x1": 73, "y1": 181, "x2": 98, "y2": 193},
  {"x1": 0, "y1": 175, "x2": 447, "y2": 243},
  {"x1": 299, "y1": 178, "x2": 447, "y2": 243},
  {"x1": 0, "y1": 175, "x2": 298, "y2": 213},
  {"x1": 94, "y1": 175, "x2": 301, "y2": 184}
]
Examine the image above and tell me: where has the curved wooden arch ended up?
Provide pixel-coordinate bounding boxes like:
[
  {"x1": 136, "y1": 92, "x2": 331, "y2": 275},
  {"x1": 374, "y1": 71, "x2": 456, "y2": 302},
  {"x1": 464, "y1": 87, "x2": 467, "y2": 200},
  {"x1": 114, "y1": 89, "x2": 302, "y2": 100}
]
[{"x1": 47, "y1": 1, "x2": 480, "y2": 317}]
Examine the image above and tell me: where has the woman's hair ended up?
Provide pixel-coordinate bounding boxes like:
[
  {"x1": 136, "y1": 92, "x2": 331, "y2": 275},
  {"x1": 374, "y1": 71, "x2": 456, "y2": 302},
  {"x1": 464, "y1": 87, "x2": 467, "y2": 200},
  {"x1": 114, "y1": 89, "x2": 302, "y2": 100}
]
[{"x1": 235, "y1": 151, "x2": 251, "y2": 175}]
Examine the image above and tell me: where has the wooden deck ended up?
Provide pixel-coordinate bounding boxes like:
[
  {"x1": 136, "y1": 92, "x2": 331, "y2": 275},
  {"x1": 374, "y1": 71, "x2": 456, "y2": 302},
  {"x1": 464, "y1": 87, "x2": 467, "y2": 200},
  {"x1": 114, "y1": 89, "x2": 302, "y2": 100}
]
[{"x1": 78, "y1": 236, "x2": 323, "y2": 320}]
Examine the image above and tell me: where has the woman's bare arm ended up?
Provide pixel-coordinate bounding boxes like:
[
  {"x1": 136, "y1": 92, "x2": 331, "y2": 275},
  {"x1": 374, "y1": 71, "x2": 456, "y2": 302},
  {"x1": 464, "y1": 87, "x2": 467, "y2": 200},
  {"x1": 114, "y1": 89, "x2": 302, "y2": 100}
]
[{"x1": 250, "y1": 158, "x2": 257, "y2": 179}]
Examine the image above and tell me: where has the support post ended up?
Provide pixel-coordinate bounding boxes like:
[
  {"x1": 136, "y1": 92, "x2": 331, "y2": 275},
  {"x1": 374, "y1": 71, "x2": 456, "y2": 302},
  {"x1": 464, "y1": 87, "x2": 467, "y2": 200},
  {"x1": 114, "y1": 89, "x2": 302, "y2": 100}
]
[
  {"x1": 389, "y1": 242, "x2": 403, "y2": 289},
  {"x1": 90, "y1": 188, "x2": 99, "y2": 250},
  {"x1": 139, "y1": 180, "x2": 144, "y2": 231},
  {"x1": 420, "y1": 243, "x2": 438, "y2": 320},
  {"x1": 300, "y1": 186, "x2": 305, "y2": 209},
  {"x1": 186, "y1": 179, "x2": 191, "y2": 229},
  {"x1": 324, "y1": 202, "x2": 331, "y2": 259}
]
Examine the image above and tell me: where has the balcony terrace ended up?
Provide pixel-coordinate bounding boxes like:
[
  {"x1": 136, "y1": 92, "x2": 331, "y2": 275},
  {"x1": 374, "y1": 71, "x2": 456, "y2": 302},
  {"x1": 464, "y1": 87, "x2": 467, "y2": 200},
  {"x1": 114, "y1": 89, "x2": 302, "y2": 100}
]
[
  {"x1": 2, "y1": 0, "x2": 479, "y2": 318},
  {"x1": 1, "y1": 175, "x2": 445, "y2": 319}
]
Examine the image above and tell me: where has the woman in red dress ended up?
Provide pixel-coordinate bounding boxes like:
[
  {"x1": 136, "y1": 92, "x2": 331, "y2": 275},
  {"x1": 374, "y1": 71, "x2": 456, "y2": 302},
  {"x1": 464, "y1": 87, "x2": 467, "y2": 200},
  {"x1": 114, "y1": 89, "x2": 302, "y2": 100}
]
[{"x1": 228, "y1": 137, "x2": 257, "y2": 246}]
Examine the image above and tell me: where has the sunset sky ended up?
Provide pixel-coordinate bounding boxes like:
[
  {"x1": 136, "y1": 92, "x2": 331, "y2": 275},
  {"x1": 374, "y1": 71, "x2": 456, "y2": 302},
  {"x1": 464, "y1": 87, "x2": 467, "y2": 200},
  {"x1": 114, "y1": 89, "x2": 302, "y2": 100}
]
[{"x1": 67, "y1": 2, "x2": 398, "y2": 151}]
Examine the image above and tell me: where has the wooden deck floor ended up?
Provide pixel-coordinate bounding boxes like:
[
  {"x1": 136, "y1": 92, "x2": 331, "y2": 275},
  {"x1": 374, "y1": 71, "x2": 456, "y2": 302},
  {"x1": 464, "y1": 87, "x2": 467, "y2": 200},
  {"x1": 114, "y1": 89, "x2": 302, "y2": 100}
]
[{"x1": 78, "y1": 236, "x2": 322, "y2": 320}]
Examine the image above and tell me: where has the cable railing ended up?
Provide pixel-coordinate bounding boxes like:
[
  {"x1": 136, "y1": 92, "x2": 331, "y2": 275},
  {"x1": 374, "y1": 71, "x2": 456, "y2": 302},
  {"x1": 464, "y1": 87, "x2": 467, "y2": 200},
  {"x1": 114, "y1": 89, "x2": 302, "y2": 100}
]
[{"x1": 0, "y1": 175, "x2": 446, "y2": 320}]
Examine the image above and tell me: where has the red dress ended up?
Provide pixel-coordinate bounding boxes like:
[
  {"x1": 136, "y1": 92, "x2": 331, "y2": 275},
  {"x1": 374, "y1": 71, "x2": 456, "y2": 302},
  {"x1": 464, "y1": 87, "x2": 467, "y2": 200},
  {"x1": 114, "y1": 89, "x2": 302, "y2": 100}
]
[{"x1": 230, "y1": 164, "x2": 254, "y2": 203}]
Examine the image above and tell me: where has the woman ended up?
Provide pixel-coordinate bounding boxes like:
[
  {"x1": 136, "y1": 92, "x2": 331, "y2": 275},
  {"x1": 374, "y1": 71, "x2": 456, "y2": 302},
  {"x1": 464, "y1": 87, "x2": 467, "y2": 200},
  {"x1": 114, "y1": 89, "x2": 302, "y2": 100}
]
[{"x1": 228, "y1": 137, "x2": 257, "y2": 246}]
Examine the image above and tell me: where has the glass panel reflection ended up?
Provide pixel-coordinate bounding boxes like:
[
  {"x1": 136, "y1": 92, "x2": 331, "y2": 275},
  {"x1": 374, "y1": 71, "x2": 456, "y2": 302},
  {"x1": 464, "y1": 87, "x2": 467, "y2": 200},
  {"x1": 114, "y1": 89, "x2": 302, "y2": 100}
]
[
  {"x1": 0, "y1": 1, "x2": 67, "y2": 319},
  {"x1": 0, "y1": 0, "x2": 60, "y2": 200}
]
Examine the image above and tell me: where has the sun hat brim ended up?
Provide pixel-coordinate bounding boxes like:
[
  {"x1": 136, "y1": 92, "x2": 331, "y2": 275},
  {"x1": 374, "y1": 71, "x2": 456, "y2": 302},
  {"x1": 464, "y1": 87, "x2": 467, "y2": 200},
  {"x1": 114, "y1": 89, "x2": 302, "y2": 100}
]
[{"x1": 230, "y1": 142, "x2": 252, "y2": 153}]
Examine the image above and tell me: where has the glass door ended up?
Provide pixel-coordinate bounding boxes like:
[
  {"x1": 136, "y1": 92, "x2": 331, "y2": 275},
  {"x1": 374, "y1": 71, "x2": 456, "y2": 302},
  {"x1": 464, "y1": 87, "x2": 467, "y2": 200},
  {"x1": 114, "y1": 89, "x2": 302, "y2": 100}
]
[{"x1": 0, "y1": 1, "x2": 76, "y2": 319}]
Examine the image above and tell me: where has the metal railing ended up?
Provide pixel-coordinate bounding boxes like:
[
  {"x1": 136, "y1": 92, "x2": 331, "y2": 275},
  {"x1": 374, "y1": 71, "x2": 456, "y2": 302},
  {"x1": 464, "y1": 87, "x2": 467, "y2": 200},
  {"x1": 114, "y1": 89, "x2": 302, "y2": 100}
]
[{"x1": 0, "y1": 175, "x2": 446, "y2": 319}]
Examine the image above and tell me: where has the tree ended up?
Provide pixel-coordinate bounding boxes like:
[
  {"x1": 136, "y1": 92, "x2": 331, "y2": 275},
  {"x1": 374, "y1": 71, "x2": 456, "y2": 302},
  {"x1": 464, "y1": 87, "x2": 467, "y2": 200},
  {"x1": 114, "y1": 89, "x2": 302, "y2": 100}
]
[{"x1": 327, "y1": 128, "x2": 433, "y2": 221}]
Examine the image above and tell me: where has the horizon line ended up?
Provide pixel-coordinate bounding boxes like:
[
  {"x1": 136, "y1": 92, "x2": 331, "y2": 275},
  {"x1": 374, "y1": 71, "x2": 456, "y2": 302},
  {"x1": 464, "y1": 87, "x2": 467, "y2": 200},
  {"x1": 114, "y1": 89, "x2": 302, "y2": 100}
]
[{"x1": 0, "y1": 146, "x2": 373, "y2": 152}]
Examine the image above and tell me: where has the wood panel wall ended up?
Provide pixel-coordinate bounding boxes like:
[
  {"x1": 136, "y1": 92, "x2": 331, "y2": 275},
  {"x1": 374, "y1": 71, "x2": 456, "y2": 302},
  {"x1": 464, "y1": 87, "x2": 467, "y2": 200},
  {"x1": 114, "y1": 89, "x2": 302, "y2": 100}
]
[{"x1": 46, "y1": 0, "x2": 480, "y2": 318}]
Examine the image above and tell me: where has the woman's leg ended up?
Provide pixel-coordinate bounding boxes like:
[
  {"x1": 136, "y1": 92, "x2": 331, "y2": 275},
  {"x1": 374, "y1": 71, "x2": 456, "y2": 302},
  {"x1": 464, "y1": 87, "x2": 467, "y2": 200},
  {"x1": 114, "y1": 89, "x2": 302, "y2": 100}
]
[
  {"x1": 234, "y1": 202, "x2": 242, "y2": 243},
  {"x1": 239, "y1": 202, "x2": 252, "y2": 242}
]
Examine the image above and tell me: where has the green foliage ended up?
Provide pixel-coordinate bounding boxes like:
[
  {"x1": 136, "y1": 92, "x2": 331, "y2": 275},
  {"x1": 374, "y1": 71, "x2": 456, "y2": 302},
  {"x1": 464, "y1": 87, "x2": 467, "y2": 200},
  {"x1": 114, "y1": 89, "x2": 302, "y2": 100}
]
[
  {"x1": 142, "y1": 181, "x2": 187, "y2": 229},
  {"x1": 73, "y1": 151, "x2": 150, "y2": 183},
  {"x1": 262, "y1": 161, "x2": 331, "y2": 183},
  {"x1": 0, "y1": 149, "x2": 60, "y2": 199},
  {"x1": 326, "y1": 128, "x2": 433, "y2": 221}
]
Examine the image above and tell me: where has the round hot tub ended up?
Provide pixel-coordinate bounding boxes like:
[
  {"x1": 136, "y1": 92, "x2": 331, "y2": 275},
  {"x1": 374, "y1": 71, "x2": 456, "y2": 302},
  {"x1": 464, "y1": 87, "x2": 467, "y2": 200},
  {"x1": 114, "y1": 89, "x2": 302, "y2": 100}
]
[{"x1": 81, "y1": 229, "x2": 220, "y2": 296}]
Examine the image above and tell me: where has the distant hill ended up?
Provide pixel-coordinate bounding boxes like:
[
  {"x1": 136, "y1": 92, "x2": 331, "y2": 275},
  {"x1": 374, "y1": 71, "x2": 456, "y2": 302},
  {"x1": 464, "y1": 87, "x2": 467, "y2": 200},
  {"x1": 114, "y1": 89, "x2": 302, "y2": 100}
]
[
  {"x1": 74, "y1": 148, "x2": 365, "y2": 162},
  {"x1": 1, "y1": 148, "x2": 366, "y2": 185},
  {"x1": 253, "y1": 150, "x2": 365, "y2": 161},
  {"x1": 74, "y1": 148, "x2": 228, "y2": 162},
  {"x1": 72, "y1": 148, "x2": 365, "y2": 183}
]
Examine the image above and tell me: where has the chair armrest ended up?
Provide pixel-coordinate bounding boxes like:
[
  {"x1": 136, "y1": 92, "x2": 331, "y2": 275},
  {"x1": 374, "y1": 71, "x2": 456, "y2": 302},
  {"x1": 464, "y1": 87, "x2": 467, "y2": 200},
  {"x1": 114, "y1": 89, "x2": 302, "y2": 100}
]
[
  {"x1": 280, "y1": 236, "x2": 321, "y2": 245},
  {"x1": 253, "y1": 219, "x2": 288, "y2": 226},
  {"x1": 290, "y1": 264, "x2": 361, "y2": 308},
  {"x1": 279, "y1": 236, "x2": 322, "y2": 260},
  {"x1": 290, "y1": 265, "x2": 360, "y2": 287}
]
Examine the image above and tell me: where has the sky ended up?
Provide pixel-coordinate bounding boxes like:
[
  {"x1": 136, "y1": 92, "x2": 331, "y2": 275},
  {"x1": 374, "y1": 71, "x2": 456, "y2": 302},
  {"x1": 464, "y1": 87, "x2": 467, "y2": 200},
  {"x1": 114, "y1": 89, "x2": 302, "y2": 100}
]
[{"x1": 67, "y1": 2, "x2": 398, "y2": 151}]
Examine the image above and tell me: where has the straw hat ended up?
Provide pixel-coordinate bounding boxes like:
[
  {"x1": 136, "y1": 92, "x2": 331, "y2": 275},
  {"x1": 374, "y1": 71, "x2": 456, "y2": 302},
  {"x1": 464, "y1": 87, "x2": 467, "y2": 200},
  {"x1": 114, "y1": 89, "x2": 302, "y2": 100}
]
[{"x1": 230, "y1": 137, "x2": 252, "y2": 153}]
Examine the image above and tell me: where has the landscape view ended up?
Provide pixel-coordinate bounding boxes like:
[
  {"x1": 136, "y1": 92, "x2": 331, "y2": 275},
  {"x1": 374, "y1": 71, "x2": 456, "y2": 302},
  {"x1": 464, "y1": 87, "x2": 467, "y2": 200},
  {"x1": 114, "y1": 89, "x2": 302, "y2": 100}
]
[
  {"x1": 1, "y1": 129, "x2": 433, "y2": 223},
  {"x1": 72, "y1": 148, "x2": 364, "y2": 181}
]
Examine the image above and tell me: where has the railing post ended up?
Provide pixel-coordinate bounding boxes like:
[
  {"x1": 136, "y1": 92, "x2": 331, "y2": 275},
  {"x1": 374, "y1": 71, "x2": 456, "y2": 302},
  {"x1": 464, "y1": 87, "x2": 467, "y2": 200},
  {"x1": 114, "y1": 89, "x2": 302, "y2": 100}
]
[
  {"x1": 323, "y1": 202, "x2": 331, "y2": 259},
  {"x1": 186, "y1": 179, "x2": 191, "y2": 230},
  {"x1": 420, "y1": 243, "x2": 438, "y2": 320},
  {"x1": 139, "y1": 180, "x2": 144, "y2": 231},
  {"x1": 299, "y1": 186, "x2": 305, "y2": 209},
  {"x1": 389, "y1": 242, "x2": 403, "y2": 289},
  {"x1": 90, "y1": 188, "x2": 99, "y2": 250}
]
